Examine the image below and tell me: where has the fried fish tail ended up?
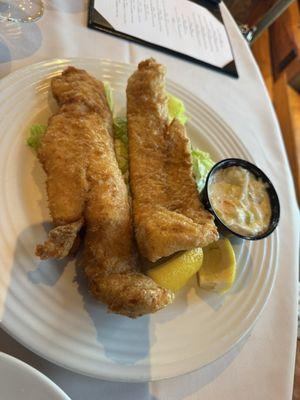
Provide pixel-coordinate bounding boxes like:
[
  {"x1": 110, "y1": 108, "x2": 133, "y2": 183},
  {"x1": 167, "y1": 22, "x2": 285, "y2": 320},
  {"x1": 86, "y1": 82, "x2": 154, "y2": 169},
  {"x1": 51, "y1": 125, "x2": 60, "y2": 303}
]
[
  {"x1": 36, "y1": 218, "x2": 84, "y2": 260},
  {"x1": 86, "y1": 270, "x2": 174, "y2": 318}
]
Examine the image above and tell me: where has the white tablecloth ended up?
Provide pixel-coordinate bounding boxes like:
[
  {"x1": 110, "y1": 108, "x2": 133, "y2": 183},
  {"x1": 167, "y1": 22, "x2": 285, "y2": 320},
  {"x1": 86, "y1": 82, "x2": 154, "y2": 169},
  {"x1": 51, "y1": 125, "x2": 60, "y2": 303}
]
[{"x1": 0, "y1": 2, "x2": 299, "y2": 399}]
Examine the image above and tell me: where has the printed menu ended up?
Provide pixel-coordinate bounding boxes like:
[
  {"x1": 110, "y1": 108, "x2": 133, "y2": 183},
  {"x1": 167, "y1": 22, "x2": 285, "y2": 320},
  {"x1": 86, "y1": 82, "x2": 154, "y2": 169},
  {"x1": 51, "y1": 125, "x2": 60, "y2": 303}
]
[{"x1": 88, "y1": 0, "x2": 238, "y2": 77}]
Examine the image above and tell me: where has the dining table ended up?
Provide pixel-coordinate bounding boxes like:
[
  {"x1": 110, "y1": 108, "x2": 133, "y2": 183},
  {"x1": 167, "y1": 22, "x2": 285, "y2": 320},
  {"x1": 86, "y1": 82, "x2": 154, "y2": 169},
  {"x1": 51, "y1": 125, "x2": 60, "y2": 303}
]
[{"x1": 0, "y1": 1, "x2": 299, "y2": 399}]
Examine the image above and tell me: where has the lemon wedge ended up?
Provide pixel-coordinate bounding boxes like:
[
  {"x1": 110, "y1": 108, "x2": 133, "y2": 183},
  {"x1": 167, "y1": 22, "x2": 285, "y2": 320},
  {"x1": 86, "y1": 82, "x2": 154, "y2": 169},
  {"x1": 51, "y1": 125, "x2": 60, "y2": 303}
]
[
  {"x1": 147, "y1": 248, "x2": 203, "y2": 292},
  {"x1": 198, "y1": 238, "x2": 236, "y2": 293}
]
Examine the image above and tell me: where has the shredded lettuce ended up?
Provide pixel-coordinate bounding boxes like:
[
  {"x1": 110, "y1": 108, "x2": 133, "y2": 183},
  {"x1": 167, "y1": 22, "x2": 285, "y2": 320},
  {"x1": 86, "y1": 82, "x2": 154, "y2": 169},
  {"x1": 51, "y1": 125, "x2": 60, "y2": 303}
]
[
  {"x1": 113, "y1": 117, "x2": 129, "y2": 178},
  {"x1": 114, "y1": 139, "x2": 129, "y2": 176},
  {"x1": 113, "y1": 116, "x2": 128, "y2": 144},
  {"x1": 27, "y1": 124, "x2": 47, "y2": 151},
  {"x1": 104, "y1": 82, "x2": 114, "y2": 112},
  {"x1": 191, "y1": 149, "x2": 215, "y2": 192},
  {"x1": 167, "y1": 93, "x2": 187, "y2": 125}
]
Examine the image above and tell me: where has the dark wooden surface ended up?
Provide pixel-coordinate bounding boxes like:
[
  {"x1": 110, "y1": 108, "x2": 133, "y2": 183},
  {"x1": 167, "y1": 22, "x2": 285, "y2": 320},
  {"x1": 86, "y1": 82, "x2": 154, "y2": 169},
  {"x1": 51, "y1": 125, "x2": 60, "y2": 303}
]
[
  {"x1": 251, "y1": 2, "x2": 300, "y2": 205},
  {"x1": 269, "y1": 3, "x2": 298, "y2": 79},
  {"x1": 224, "y1": 0, "x2": 277, "y2": 25}
]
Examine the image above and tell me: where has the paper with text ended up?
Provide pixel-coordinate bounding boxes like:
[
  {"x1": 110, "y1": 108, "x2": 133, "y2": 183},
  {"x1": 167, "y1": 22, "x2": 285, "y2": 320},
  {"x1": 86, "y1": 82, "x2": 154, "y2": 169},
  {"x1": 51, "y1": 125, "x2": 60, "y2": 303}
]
[{"x1": 94, "y1": 0, "x2": 234, "y2": 68}]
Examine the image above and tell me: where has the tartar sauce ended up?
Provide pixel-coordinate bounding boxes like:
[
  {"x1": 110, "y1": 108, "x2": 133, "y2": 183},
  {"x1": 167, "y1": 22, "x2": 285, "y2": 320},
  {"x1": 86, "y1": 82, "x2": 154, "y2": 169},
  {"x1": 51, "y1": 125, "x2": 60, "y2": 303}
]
[{"x1": 208, "y1": 166, "x2": 271, "y2": 236}]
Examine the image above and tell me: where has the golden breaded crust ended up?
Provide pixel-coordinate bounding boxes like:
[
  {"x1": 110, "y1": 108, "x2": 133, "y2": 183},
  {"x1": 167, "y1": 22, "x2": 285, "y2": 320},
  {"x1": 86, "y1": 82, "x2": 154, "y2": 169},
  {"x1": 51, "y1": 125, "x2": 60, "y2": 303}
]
[
  {"x1": 127, "y1": 59, "x2": 218, "y2": 262},
  {"x1": 36, "y1": 66, "x2": 174, "y2": 317},
  {"x1": 36, "y1": 219, "x2": 83, "y2": 259}
]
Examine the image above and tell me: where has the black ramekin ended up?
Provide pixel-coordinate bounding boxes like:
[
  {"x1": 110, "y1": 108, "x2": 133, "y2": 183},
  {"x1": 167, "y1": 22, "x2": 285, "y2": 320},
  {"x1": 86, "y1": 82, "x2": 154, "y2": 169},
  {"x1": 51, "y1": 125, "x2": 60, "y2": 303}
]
[{"x1": 201, "y1": 158, "x2": 280, "y2": 240}]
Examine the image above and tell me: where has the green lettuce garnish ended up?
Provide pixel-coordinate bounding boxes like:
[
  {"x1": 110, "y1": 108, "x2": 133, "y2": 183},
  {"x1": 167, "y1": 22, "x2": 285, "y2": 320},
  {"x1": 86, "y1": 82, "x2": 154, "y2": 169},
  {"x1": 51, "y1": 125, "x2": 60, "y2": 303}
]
[
  {"x1": 167, "y1": 93, "x2": 187, "y2": 125},
  {"x1": 27, "y1": 124, "x2": 47, "y2": 151},
  {"x1": 192, "y1": 149, "x2": 215, "y2": 192},
  {"x1": 113, "y1": 117, "x2": 128, "y2": 176},
  {"x1": 104, "y1": 82, "x2": 114, "y2": 112},
  {"x1": 114, "y1": 139, "x2": 129, "y2": 176},
  {"x1": 113, "y1": 116, "x2": 128, "y2": 144}
]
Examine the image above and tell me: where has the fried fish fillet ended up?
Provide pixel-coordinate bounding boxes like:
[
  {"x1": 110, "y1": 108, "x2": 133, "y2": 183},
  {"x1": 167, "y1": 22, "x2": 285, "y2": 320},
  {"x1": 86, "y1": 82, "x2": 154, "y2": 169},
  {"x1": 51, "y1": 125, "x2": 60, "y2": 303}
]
[
  {"x1": 127, "y1": 59, "x2": 219, "y2": 262},
  {"x1": 36, "y1": 66, "x2": 173, "y2": 317}
]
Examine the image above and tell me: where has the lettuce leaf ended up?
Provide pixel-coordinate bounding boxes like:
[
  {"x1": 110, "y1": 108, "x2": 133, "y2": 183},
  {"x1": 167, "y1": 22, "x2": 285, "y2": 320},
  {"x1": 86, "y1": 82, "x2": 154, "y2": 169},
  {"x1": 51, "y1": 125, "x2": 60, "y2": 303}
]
[
  {"x1": 27, "y1": 124, "x2": 47, "y2": 151},
  {"x1": 191, "y1": 149, "x2": 215, "y2": 192},
  {"x1": 104, "y1": 81, "x2": 114, "y2": 112},
  {"x1": 113, "y1": 117, "x2": 129, "y2": 177},
  {"x1": 113, "y1": 116, "x2": 128, "y2": 144},
  {"x1": 167, "y1": 93, "x2": 187, "y2": 125},
  {"x1": 114, "y1": 139, "x2": 129, "y2": 176}
]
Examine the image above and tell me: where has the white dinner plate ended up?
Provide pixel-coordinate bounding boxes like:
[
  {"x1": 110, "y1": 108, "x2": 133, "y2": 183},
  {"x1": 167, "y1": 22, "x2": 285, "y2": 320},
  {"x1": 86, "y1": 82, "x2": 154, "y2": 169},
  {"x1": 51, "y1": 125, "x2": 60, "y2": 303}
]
[
  {"x1": 0, "y1": 352, "x2": 70, "y2": 400},
  {"x1": 0, "y1": 58, "x2": 278, "y2": 382}
]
